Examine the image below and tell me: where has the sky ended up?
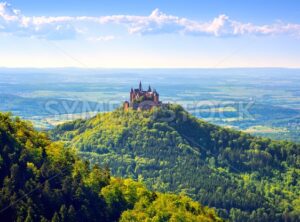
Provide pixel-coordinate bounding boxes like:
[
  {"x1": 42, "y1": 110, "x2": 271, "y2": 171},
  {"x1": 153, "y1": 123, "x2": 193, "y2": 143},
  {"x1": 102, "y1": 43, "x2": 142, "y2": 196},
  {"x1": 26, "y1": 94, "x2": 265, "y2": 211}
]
[{"x1": 0, "y1": 0, "x2": 300, "y2": 68}]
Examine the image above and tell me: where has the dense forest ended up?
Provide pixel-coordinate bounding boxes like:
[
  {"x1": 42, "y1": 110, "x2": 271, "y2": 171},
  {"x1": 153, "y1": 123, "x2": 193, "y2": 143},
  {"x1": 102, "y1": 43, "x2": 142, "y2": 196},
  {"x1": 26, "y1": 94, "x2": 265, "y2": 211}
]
[
  {"x1": 0, "y1": 112, "x2": 222, "y2": 222},
  {"x1": 51, "y1": 104, "x2": 300, "y2": 222}
]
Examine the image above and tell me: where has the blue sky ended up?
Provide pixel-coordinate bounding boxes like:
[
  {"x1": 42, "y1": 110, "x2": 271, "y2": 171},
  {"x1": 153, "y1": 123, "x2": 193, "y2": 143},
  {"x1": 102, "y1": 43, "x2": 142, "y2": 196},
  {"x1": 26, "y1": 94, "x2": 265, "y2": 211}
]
[{"x1": 1, "y1": 0, "x2": 300, "y2": 68}]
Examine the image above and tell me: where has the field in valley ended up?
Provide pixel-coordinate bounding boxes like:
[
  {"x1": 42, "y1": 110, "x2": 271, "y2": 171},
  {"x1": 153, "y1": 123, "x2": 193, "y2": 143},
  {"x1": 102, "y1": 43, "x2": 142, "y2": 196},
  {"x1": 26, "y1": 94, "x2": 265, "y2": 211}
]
[{"x1": 1, "y1": 68, "x2": 300, "y2": 142}]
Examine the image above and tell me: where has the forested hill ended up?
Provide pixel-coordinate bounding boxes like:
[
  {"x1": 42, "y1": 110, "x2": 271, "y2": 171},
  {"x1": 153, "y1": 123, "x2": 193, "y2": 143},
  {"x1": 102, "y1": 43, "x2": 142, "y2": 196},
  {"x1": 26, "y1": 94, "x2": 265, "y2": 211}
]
[
  {"x1": 51, "y1": 104, "x2": 300, "y2": 222},
  {"x1": 0, "y1": 112, "x2": 222, "y2": 222}
]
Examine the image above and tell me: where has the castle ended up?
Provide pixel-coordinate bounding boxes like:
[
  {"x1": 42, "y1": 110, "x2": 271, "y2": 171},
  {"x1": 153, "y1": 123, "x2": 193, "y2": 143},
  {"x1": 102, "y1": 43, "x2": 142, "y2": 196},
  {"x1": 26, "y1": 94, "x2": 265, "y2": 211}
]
[{"x1": 124, "y1": 81, "x2": 161, "y2": 111}]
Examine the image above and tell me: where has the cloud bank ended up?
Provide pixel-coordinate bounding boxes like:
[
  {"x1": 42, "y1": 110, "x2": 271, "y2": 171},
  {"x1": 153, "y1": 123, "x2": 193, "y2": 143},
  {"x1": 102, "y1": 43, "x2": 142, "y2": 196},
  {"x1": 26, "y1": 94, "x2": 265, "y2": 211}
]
[{"x1": 1, "y1": 2, "x2": 300, "y2": 40}]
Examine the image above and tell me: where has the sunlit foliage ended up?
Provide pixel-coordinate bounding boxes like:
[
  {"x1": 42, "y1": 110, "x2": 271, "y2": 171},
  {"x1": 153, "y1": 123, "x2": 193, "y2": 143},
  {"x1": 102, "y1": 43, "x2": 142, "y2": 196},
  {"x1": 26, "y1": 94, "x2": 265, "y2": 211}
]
[
  {"x1": 0, "y1": 112, "x2": 221, "y2": 222},
  {"x1": 52, "y1": 104, "x2": 300, "y2": 221}
]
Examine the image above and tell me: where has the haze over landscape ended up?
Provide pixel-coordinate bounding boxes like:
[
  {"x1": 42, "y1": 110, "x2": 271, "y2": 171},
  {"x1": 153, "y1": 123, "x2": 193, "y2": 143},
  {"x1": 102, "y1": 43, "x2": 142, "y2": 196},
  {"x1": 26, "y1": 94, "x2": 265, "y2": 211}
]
[{"x1": 0, "y1": 1, "x2": 300, "y2": 222}]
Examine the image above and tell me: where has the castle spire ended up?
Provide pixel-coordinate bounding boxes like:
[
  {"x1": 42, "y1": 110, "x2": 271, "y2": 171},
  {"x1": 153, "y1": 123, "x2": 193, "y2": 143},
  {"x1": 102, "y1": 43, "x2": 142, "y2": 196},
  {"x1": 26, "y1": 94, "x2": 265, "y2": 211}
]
[
  {"x1": 139, "y1": 81, "x2": 142, "y2": 91},
  {"x1": 148, "y1": 85, "x2": 152, "y2": 92}
]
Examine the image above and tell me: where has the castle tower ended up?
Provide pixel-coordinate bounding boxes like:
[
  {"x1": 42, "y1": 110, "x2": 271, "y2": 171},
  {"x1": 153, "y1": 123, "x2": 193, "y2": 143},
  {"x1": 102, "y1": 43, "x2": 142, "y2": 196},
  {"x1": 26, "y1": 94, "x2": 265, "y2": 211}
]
[
  {"x1": 124, "y1": 101, "x2": 129, "y2": 111},
  {"x1": 130, "y1": 88, "x2": 134, "y2": 103},
  {"x1": 139, "y1": 81, "x2": 142, "y2": 91},
  {"x1": 153, "y1": 90, "x2": 159, "y2": 104}
]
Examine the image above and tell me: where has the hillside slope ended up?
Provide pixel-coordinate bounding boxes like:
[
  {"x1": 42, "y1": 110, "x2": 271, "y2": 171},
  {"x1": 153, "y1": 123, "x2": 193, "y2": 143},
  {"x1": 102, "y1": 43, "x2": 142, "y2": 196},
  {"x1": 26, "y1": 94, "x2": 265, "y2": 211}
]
[
  {"x1": 51, "y1": 104, "x2": 300, "y2": 222},
  {"x1": 0, "y1": 112, "x2": 221, "y2": 222}
]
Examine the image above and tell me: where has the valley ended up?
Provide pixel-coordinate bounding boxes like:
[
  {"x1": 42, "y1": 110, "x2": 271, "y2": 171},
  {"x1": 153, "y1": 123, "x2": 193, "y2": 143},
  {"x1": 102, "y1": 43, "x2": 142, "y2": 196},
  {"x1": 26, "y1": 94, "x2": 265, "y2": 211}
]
[{"x1": 1, "y1": 68, "x2": 300, "y2": 142}]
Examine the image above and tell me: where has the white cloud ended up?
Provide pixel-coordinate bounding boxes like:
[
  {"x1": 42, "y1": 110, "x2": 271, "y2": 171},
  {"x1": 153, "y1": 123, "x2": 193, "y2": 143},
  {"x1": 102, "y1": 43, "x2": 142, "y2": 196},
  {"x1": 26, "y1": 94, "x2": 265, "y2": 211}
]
[
  {"x1": 231, "y1": 21, "x2": 300, "y2": 37},
  {"x1": 0, "y1": 2, "x2": 77, "y2": 39},
  {"x1": 179, "y1": 14, "x2": 230, "y2": 36},
  {"x1": 0, "y1": 2, "x2": 300, "y2": 40},
  {"x1": 0, "y1": 2, "x2": 19, "y2": 21}
]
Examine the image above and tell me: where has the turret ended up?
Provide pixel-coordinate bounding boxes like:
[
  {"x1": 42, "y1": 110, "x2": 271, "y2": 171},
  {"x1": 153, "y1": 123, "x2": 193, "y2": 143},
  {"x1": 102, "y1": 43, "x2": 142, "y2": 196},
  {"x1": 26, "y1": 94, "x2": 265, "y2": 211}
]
[
  {"x1": 124, "y1": 101, "x2": 130, "y2": 111},
  {"x1": 148, "y1": 85, "x2": 152, "y2": 92},
  {"x1": 130, "y1": 88, "x2": 134, "y2": 103},
  {"x1": 153, "y1": 89, "x2": 159, "y2": 103},
  {"x1": 139, "y1": 81, "x2": 142, "y2": 91}
]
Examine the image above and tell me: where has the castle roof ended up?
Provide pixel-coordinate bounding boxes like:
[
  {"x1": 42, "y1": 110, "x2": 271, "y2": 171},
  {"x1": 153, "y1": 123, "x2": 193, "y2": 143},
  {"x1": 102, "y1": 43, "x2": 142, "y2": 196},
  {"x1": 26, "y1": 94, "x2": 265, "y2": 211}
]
[{"x1": 133, "y1": 81, "x2": 156, "y2": 93}]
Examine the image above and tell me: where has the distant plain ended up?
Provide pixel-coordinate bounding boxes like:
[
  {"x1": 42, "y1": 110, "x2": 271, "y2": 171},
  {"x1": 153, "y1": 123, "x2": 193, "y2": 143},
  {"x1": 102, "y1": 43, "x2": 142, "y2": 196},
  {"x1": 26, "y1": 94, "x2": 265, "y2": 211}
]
[{"x1": 1, "y1": 68, "x2": 300, "y2": 142}]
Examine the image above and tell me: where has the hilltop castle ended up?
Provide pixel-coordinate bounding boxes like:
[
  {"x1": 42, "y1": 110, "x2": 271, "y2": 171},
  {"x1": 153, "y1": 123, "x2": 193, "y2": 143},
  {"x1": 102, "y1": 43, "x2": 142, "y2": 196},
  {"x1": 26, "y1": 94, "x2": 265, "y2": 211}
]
[{"x1": 124, "y1": 81, "x2": 161, "y2": 111}]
